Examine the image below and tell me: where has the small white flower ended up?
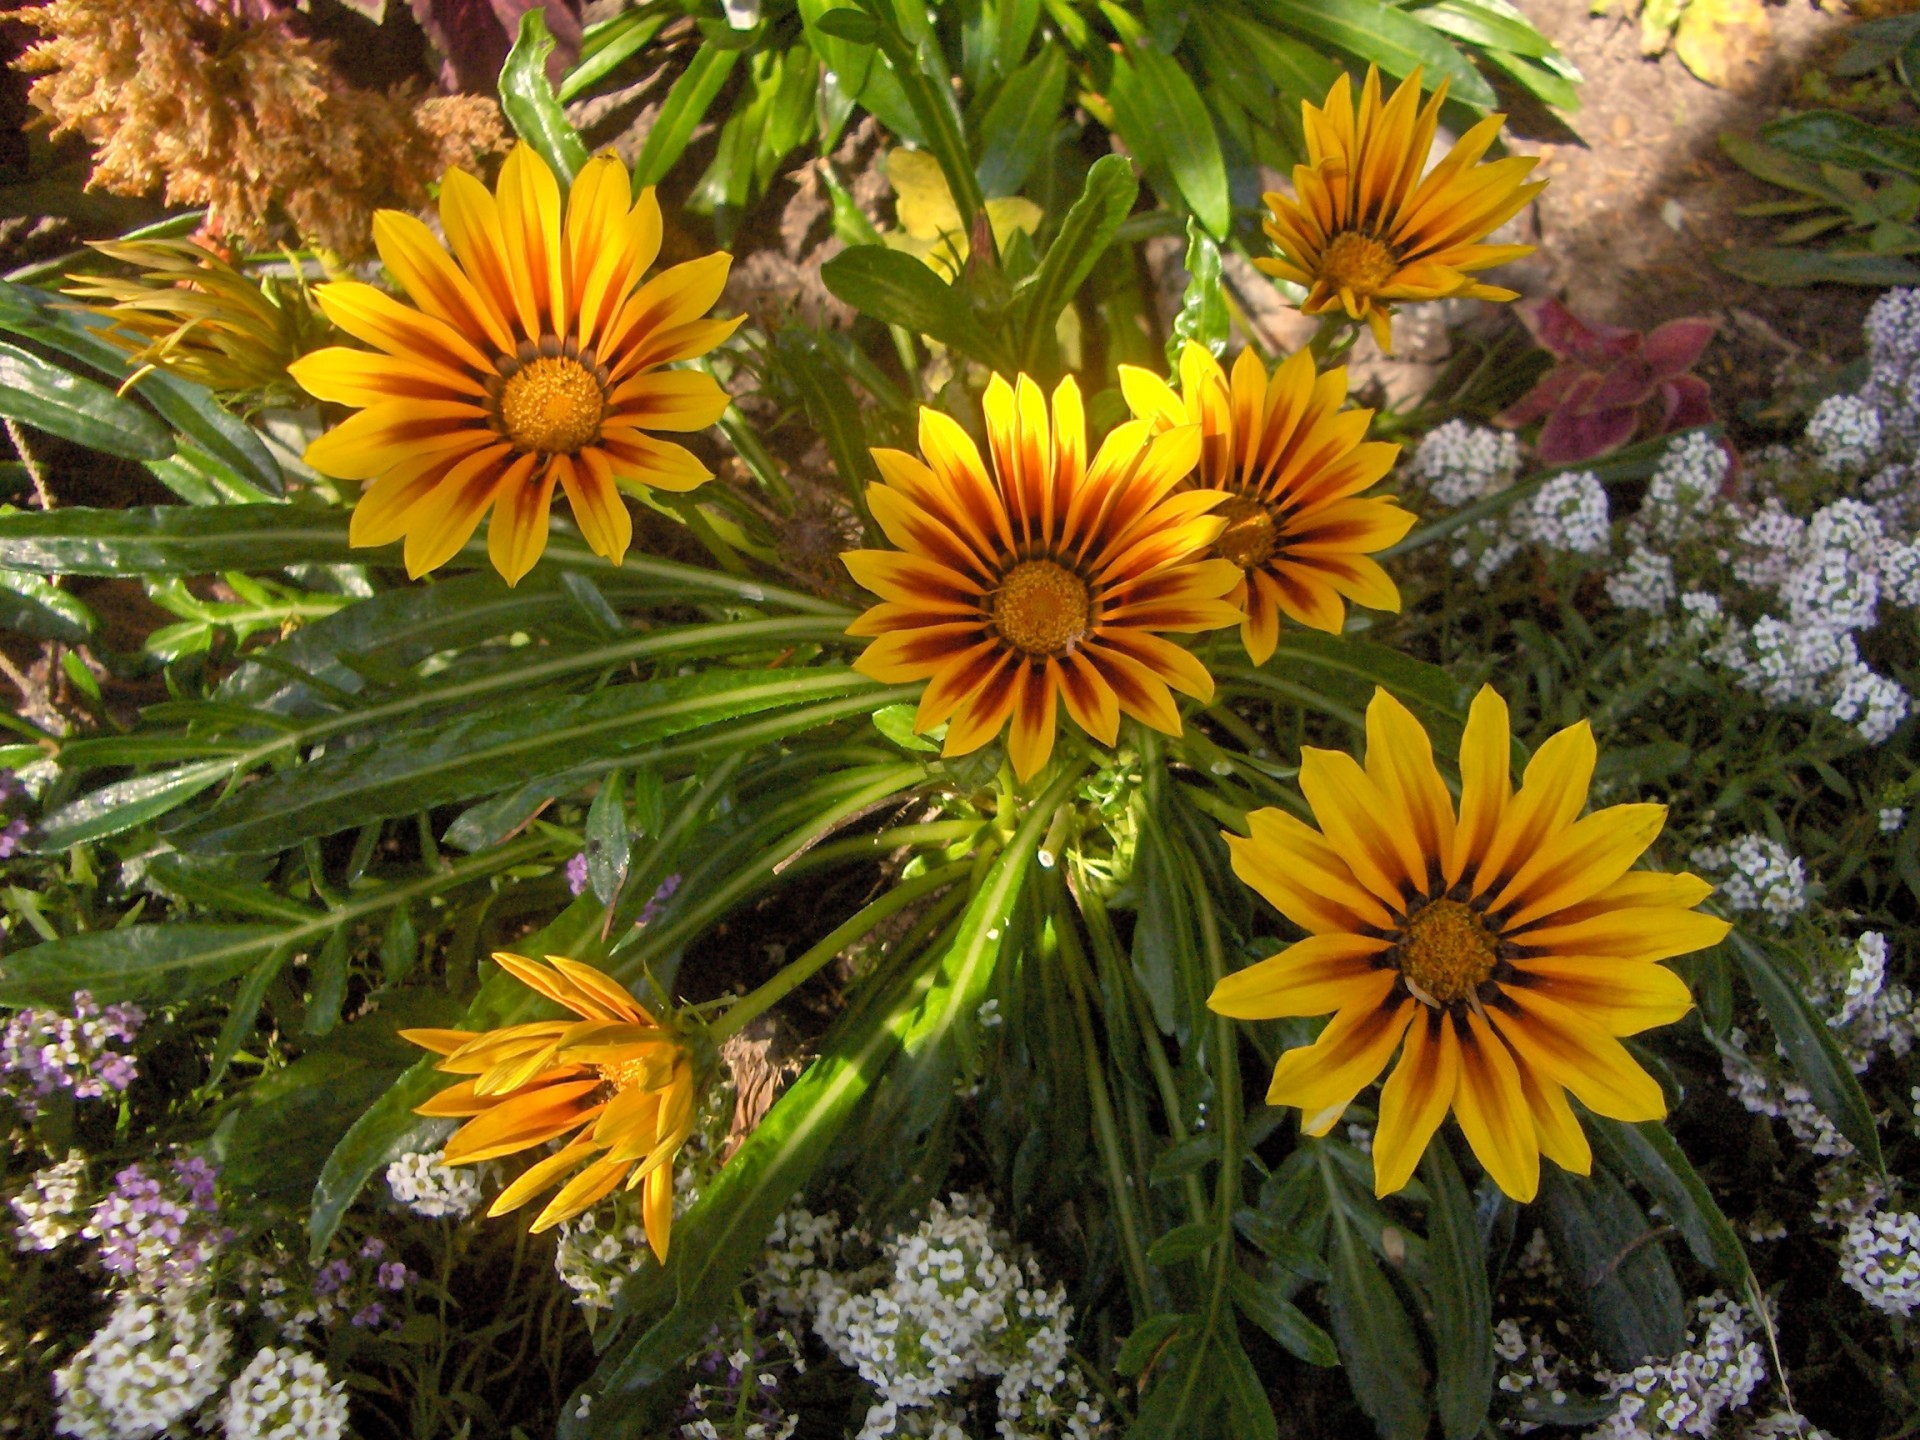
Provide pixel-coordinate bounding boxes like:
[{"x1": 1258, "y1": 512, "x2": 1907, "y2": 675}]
[
  {"x1": 221, "y1": 1346, "x2": 349, "y2": 1440},
  {"x1": 384, "y1": 1148, "x2": 484, "y2": 1221},
  {"x1": 1805, "y1": 394, "x2": 1883, "y2": 474},
  {"x1": 54, "y1": 1290, "x2": 230, "y2": 1440}
]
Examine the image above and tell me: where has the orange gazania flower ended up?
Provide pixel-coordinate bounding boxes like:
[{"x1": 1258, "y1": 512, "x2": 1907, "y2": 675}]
[
  {"x1": 1258, "y1": 66, "x2": 1544, "y2": 353},
  {"x1": 402, "y1": 953, "x2": 696, "y2": 1257},
  {"x1": 1122, "y1": 342, "x2": 1413, "y2": 663},
  {"x1": 291, "y1": 143, "x2": 742, "y2": 585},
  {"x1": 842, "y1": 372, "x2": 1243, "y2": 781},
  {"x1": 1210, "y1": 686, "x2": 1730, "y2": 1202}
]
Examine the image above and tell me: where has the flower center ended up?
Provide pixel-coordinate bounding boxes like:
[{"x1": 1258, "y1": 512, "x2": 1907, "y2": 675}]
[
  {"x1": 1396, "y1": 899, "x2": 1499, "y2": 1006},
  {"x1": 991, "y1": 559, "x2": 1091, "y2": 657},
  {"x1": 1320, "y1": 231, "x2": 1400, "y2": 297},
  {"x1": 1214, "y1": 494, "x2": 1278, "y2": 569},
  {"x1": 497, "y1": 355, "x2": 605, "y2": 455}
]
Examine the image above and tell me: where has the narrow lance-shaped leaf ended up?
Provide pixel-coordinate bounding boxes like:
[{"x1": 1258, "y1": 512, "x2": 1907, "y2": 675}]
[
  {"x1": 0, "y1": 340, "x2": 174, "y2": 460},
  {"x1": 500, "y1": 9, "x2": 590, "y2": 185},
  {"x1": 1423, "y1": 1140, "x2": 1495, "y2": 1440}
]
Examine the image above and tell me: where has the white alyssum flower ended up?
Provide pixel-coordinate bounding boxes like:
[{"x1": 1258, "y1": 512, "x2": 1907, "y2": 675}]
[
  {"x1": 1839, "y1": 1205, "x2": 1920, "y2": 1316},
  {"x1": 1878, "y1": 538, "x2": 1920, "y2": 607},
  {"x1": 1689, "y1": 835, "x2": 1807, "y2": 925},
  {"x1": 804, "y1": 1195, "x2": 1103, "y2": 1440},
  {"x1": 1524, "y1": 470, "x2": 1611, "y2": 555},
  {"x1": 1589, "y1": 1292, "x2": 1768, "y2": 1439},
  {"x1": 1880, "y1": 806, "x2": 1907, "y2": 833},
  {"x1": 54, "y1": 1290, "x2": 231, "y2": 1440},
  {"x1": 1408, "y1": 420, "x2": 1522, "y2": 507},
  {"x1": 1861, "y1": 287, "x2": 1920, "y2": 448},
  {"x1": 1634, "y1": 433, "x2": 1728, "y2": 548},
  {"x1": 1805, "y1": 394, "x2": 1883, "y2": 474},
  {"x1": 1828, "y1": 663, "x2": 1910, "y2": 744},
  {"x1": 554, "y1": 1160, "x2": 698, "y2": 1318},
  {"x1": 1677, "y1": 591, "x2": 1723, "y2": 639},
  {"x1": 221, "y1": 1347, "x2": 349, "y2": 1440},
  {"x1": 1719, "y1": 1029, "x2": 1851, "y2": 1159},
  {"x1": 1607, "y1": 549, "x2": 1677, "y2": 614},
  {"x1": 1729, "y1": 501, "x2": 1806, "y2": 591},
  {"x1": 1818, "y1": 932, "x2": 1916, "y2": 1072},
  {"x1": 12, "y1": 1150, "x2": 88, "y2": 1251},
  {"x1": 1495, "y1": 1319, "x2": 1580, "y2": 1434},
  {"x1": 384, "y1": 1148, "x2": 484, "y2": 1221}
]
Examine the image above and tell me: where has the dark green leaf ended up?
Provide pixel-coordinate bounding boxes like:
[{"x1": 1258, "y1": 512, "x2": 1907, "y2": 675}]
[
  {"x1": 500, "y1": 10, "x2": 590, "y2": 185},
  {"x1": 1762, "y1": 109, "x2": 1920, "y2": 180},
  {"x1": 1109, "y1": 47, "x2": 1230, "y2": 236},
  {"x1": 304, "y1": 927, "x2": 349, "y2": 1036},
  {"x1": 30, "y1": 758, "x2": 236, "y2": 851},
  {"x1": 814, "y1": 8, "x2": 880, "y2": 42},
  {"x1": 1423, "y1": 1142, "x2": 1493, "y2": 1440},
  {"x1": 1117, "y1": 1312, "x2": 1191, "y2": 1376},
  {"x1": 1263, "y1": 0, "x2": 1497, "y2": 109},
  {"x1": 975, "y1": 45, "x2": 1066, "y2": 196},
  {"x1": 1217, "y1": 1332, "x2": 1281, "y2": 1440},
  {"x1": 1147, "y1": 1220, "x2": 1215, "y2": 1266},
  {"x1": 1591, "y1": 1118, "x2": 1749, "y2": 1282},
  {"x1": 1013, "y1": 154, "x2": 1138, "y2": 370},
  {"x1": 0, "y1": 569, "x2": 95, "y2": 642},
  {"x1": 1731, "y1": 932, "x2": 1883, "y2": 1170},
  {"x1": 0, "y1": 924, "x2": 280, "y2": 1006},
  {"x1": 633, "y1": 45, "x2": 741, "y2": 190},
  {"x1": 1328, "y1": 1211, "x2": 1432, "y2": 1440},
  {"x1": 1150, "y1": 1131, "x2": 1223, "y2": 1183},
  {"x1": 1233, "y1": 1206, "x2": 1331, "y2": 1280},
  {"x1": 0, "y1": 340, "x2": 173, "y2": 460},
  {"x1": 821, "y1": 245, "x2": 1006, "y2": 364},
  {"x1": 168, "y1": 667, "x2": 878, "y2": 854},
  {"x1": 1536, "y1": 1164, "x2": 1684, "y2": 1369},
  {"x1": 1228, "y1": 1267, "x2": 1338, "y2": 1365},
  {"x1": 1715, "y1": 246, "x2": 1920, "y2": 288}
]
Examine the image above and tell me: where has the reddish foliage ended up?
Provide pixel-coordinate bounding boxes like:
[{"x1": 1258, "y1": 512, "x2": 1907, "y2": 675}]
[{"x1": 1496, "y1": 298, "x2": 1718, "y2": 466}]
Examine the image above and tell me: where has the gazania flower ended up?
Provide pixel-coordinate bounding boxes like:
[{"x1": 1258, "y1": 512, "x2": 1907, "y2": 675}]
[
  {"x1": 401, "y1": 952, "x2": 696, "y2": 1257},
  {"x1": 1210, "y1": 686, "x2": 1729, "y2": 1202},
  {"x1": 1257, "y1": 66, "x2": 1544, "y2": 353},
  {"x1": 1121, "y1": 342, "x2": 1413, "y2": 662},
  {"x1": 842, "y1": 372, "x2": 1242, "y2": 781},
  {"x1": 291, "y1": 143, "x2": 742, "y2": 585},
  {"x1": 66, "y1": 237, "x2": 333, "y2": 407}
]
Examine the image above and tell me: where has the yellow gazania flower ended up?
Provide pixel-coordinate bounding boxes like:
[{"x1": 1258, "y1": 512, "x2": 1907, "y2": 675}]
[
  {"x1": 1121, "y1": 342, "x2": 1413, "y2": 663},
  {"x1": 1210, "y1": 686, "x2": 1730, "y2": 1202},
  {"x1": 401, "y1": 952, "x2": 697, "y2": 1257},
  {"x1": 884, "y1": 149, "x2": 1043, "y2": 282},
  {"x1": 290, "y1": 143, "x2": 743, "y2": 585},
  {"x1": 1257, "y1": 66, "x2": 1545, "y2": 353},
  {"x1": 842, "y1": 372, "x2": 1243, "y2": 782}
]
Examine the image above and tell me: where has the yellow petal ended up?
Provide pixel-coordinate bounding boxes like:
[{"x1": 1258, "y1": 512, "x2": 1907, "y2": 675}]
[
  {"x1": 1490, "y1": 989, "x2": 1668, "y2": 1122},
  {"x1": 1208, "y1": 933, "x2": 1391, "y2": 1019},
  {"x1": 1453, "y1": 1009, "x2": 1539, "y2": 1202},
  {"x1": 1262, "y1": 992, "x2": 1413, "y2": 1133},
  {"x1": 1373, "y1": 1009, "x2": 1461, "y2": 1195}
]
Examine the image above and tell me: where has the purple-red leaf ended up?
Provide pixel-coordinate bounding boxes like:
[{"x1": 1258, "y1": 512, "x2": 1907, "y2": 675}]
[
  {"x1": 1642, "y1": 317, "x2": 1719, "y2": 379},
  {"x1": 411, "y1": 0, "x2": 583, "y2": 93},
  {"x1": 1519, "y1": 296, "x2": 1639, "y2": 363}
]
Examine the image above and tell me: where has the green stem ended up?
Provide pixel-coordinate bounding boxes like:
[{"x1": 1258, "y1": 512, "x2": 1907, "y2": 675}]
[
  {"x1": 1306, "y1": 311, "x2": 1361, "y2": 367},
  {"x1": 712, "y1": 397, "x2": 796, "y2": 510},
  {"x1": 710, "y1": 859, "x2": 972, "y2": 1044},
  {"x1": 1185, "y1": 845, "x2": 1244, "y2": 1283},
  {"x1": 1050, "y1": 872, "x2": 1156, "y2": 1319}
]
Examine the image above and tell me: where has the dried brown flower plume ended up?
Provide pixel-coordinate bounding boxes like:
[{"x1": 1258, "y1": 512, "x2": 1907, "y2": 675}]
[{"x1": 18, "y1": 0, "x2": 508, "y2": 258}]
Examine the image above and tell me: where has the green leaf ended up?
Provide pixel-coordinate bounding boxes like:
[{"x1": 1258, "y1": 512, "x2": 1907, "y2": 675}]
[
  {"x1": 814, "y1": 8, "x2": 880, "y2": 42},
  {"x1": 821, "y1": 245, "x2": 1007, "y2": 365},
  {"x1": 872, "y1": 702, "x2": 938, "y2": 752},
  {"x1": 1227, "y1": 1267, "x2": 1338, "y2": 1365},
  {"x1": 1147, "y1": 1220, "x2": 1215, "y2": 1266},
  {"x1": 1328, "y1": 1208, "x2": 1433, "y2": 1440},
  {"x1": 1262, "y1": 0, "x2": 1498, "y2": 110},
  {"x1": 585, "y1": 769, "x2": 629, "y2": 905},
  {"x1": 558, "y1": 9, "x2": 667, "y2": 103},
  {"x1": 500, "y1": 9, "x2": 590, "y2": 186},
  {"x1": 975, "y1": 45, "x2": 1066, "y2": 196},
  {"x1": 1715, "y1": 245, "x2": 1920, "y2": 287},
  {"x1": 1762, "y1": 110, "x2": 1920, "y2": 180},
  {"x1": 1411, "y1": 0, "x2": 1560, "y2": 59},
  {"x1": 0, "y1": 569, "x2": 95, "y2": 642},
  {"x1": 304, "y1": 926, "x2": 350, "y2": 1036},
  {"x1": 1536, "y1": 1164, "x2": 1685, "y2": 1370},
  {"x1": 168, "y1": 668, "x2": 879, "y2": 854},
  {"x1": 1013, "y1": 153, "x2": 1139, "y2": 374},
  {"x1": 1217, "y1": 1332, "x2": 1281, "y2": 1440},
  {"x1": 30, "y1": 757, "x2": 237, "y2": 852},
  {"x1": 1422, "y1": 1142, "x2": 1494, "y2": 1440},
  {"x1": 1167, "y1": 217, "x2": 1228, "y2": 367},
  {"x1": 1117, "y1": 1312, "x2": 1191, "y2": 1376},
  {"x1": 633, "y1": 44, "x2": 741, "y2": 190},
  {"x1": 1149, "y1": 1131, "x2": 1223, "y2": 1183},
  {"x1": 0, "y1": 924, "x2": 281, "y2": 1006},
  {"x1": 1109, "y1": 46, "x2": 1231, "y2": 237},
  {"x1": 1591, "y1": 1118, "x2": 1749, "y2": 1282},
  {"x1": 0, "y1": 340, "x2": 173, "y2": 460},
  {"x1": 1730, "y1": 931, "x2": 1884, "y2": 1170}
]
